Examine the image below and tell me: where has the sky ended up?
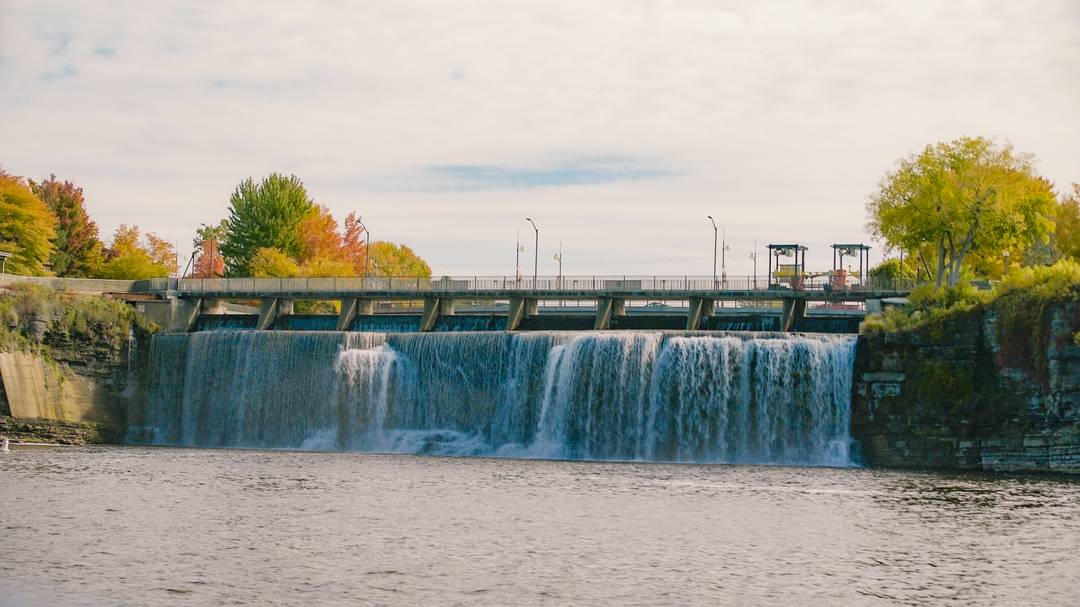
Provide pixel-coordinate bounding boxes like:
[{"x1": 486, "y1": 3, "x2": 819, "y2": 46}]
[{"x1": 1, "y1": 0, "x2": 1077, "y2": 277}]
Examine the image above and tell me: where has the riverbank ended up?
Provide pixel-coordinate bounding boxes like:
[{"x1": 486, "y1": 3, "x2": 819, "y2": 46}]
[
  {"x1": 852, "y1": 264, "x2": 1080, "y2": 474},
  {"x1": 0, "y1": 282, "x2": 153, "y2": 443}
]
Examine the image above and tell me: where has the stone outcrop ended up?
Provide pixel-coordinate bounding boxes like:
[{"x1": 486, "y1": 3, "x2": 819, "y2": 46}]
[
  {"x1": 852, "y1": 298, "x2": 1080, "y2": 474},
  {"x1": 0, "y1": 284, "x2": 153, "y2": 444}
]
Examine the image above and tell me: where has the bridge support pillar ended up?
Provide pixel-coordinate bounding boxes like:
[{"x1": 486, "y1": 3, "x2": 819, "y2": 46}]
[
  {"x1": 421, "y1": 297, "x2": 454, "y2": 332},
  {"x1": 337, "y1": 298, "x2": 374, "y2": 331},
  {"x1": 507, "y1": 297, "x2": 538, "y2": 331},
  {"x1": 178, "y1": 299, "x2": 202, "y2": 332},
  {"x1": 257, "y1": 298, "x2": 292, "y2": 330},
  {"x1": 686, "y1": 297, "x2": 715, "y2": 330},
  {"x1": 594, "y1": 297, "x2": 626, "y2": 330},
  {"x1": 781, "y1": 297, "x2": 806, "y2": 332}
]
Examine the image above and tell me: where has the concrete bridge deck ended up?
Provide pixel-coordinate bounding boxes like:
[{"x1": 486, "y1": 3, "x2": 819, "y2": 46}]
[
  {"x1": 149, "y1": 276, "x2": 911, "y2": 333},
  {"x1": 0, "y1": 274, "x2": 912, "y2": 333}
]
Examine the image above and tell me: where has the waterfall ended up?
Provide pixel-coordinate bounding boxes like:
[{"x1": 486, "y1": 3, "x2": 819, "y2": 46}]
[{"x1": 134, "y1": 330, "x2": 857, "y2": 466}]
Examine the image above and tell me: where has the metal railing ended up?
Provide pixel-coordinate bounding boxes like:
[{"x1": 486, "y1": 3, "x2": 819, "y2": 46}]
[{"x1": 173, "y1": 275, "x2": 918, "y2": 295}]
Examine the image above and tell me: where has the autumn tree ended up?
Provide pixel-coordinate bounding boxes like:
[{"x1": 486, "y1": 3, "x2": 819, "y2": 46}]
[
  {"x1": 867, "y1": 137, "x2": 1056, "y2": 287},
  {"x1": 191, "y1": 220, "x2": 227, "y2": 278},
  {"x1": 298, "y1": 204, "x2": 343, "y2": 263},
  {"x1": 99, "y1": 224, "x2": 174, "y2": 279},
  {"x1": 27, "y1": 174, "x2": 103, "y2": 277},
  {"x1": 0, "y1": 170, "x2": 57, "y2": 275},
  {"x1": 368, "y1": 241, "x2": 431, "y2": 277},
  {"x1": 341, "y1": 212, "x2": 369, "y2": 275},
  {"x1": 249, "y1": 247, "x2": 300, "y2": 278},
  {"x1": 220, "y1": 173, "x2": 314, "y2": 275}
]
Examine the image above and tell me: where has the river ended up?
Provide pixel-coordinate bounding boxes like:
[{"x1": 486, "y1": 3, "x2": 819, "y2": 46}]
[{"x1": 2, "y1": 446, "x2": 1079, "y2": 606}]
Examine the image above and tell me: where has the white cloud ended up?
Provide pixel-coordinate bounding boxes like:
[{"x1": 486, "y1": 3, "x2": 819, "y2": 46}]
[{"x1": 0, "y1": 0, "x2": 1077, "y2": 276}]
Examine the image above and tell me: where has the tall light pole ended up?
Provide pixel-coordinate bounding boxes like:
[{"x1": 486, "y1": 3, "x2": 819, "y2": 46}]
[
  {"x1": 356, "y1": 220, "x2": 371, "y2": 277},
  {"x1": 554, "y1": 242, "x2": 563, "y2": 307},
  {"x1": 721, "y1": 226, "x2": 728, "y2": 286},
  {"x1": 526, "y1": 217, "x2": 538, "y2": 285},
  {"x1": 707, "y1": 216, "x2": 718, "y2": 287},
  {"x1": 750, "y1": 240, "x2": 758, "y2": 289},
  {"x1": 515, "y1": 229, "x2": 524, "y2": 282}
]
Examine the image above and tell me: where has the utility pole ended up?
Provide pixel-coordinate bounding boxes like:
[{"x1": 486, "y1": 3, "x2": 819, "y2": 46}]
[
  {"x1": 721, "y1": 226, "x2": 728, "y2": 287},
  {"x1": 707, "y1": 216, "x2": 718, "y2": 288},
  {"x1": 750, "y1": 240, "x2": 758, "y2": 289},
  {"x1": 554, "y1": 242, "x2": 563, "y2": 307},
  {"x1": 515, "y1": 229, "x2": 522, "y2": 282},
  {"x1": 526, "y1": 218, "x2": 538, "y2": 286}
]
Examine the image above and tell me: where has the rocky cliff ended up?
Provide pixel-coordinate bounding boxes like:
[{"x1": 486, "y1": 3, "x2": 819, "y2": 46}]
[
  {"x1": 852, "y1": 296, "x2": 1080, "y2": 473},
  {"x1": 0, "y1": 283, "x2": 153, "y2": 443}
]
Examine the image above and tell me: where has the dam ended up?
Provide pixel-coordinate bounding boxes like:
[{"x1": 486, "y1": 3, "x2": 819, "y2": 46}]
[{"x1": 130, "y1": 330, "x2": 857, "y2": 466}]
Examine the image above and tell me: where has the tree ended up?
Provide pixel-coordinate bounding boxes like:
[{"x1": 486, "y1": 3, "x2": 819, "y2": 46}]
[
  {"x1": 297, "y1": 204, "x2": 343, "y2": 263},
  {"x1": 249, "y1": 247, "x2": 300, "y2": 278},
  {"x1": 0, "y1": 170, "x2": 57, "y2": 275},
  {"x1": 368, "y1": 241, "x2": 431, "y2": 277},
  {"x1": 220, "y1": 173, "x2": 314, "y2": 275},
  {"x1": 299, "y1": 256, "x2": 355, "y2": 277},
  {"x1": 341, "y1": 212, "x2": 369, "y2": 275},
  {"x1": 99, "y1": 225, "x2": 173, "y2": 279},
  {"x1": 1054, "y1": 184, "x2": 1080, "y2": 262},
  {"x1": 867, "y1": 137, "x2": 1056, "y2": 287},
  {"x1": 27, "y1": 174, "x2": 103, "y2": 277},
  {"x1": 192, "y1": 220, "x2": 227, "y2": 278}
]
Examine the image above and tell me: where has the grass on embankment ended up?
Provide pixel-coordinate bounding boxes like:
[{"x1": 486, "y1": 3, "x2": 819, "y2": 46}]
[{"x1": 861, "y1": 259, "x2": 1080, "y2": 382}]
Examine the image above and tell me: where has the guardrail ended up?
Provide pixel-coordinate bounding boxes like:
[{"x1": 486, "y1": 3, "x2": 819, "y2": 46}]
[{"x1": 173, "y1": 275, "x2": 918, "y2": 294}]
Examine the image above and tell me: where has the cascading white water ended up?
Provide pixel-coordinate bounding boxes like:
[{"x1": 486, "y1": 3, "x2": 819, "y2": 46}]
[{"x1": 133, "y1": 330, "x2": 857, "y2": 466}]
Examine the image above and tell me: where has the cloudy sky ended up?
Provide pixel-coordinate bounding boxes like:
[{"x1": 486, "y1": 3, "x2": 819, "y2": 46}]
[{"x1": 1, "y1": 1, "x2": 1077, "y2": 277}]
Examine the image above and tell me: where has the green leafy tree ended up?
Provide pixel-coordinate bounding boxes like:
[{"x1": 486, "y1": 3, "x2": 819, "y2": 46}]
[
  {"x1": 27, "y1": 174, "x2": 103, "y2": 277},
  {"x1": 1053, "y1": 184, "x2": 1080, "y2": 262},
  {"x1": 868, "y1": 137, "x2": 1057, "y2": 287},
  {"x1": 0, "y1": 170, "x2": 57, "y2": 275},
  {"x1": 249, "y1": 247, "x2": 300, "y2": 278},
  {"x1": 368, "y1": 241, "x2": 431, "y2": 277},
  {"x1": 220, "y1": 174, "x2": 314, "y2": 275}
]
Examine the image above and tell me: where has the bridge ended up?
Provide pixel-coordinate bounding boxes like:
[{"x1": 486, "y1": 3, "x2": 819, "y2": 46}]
[{"x1": 129, "y1": 275, "x2": 913, "y2": 333}]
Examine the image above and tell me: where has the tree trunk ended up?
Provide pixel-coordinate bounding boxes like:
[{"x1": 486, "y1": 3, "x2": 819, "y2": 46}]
[{"x1": 935, "y1": 236, "x2": 947, "y2": 288}]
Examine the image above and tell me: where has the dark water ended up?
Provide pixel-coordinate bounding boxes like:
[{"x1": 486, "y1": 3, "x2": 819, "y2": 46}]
[{"x1": 2, "y1": 446, "x2": 1079, "y2": 606}]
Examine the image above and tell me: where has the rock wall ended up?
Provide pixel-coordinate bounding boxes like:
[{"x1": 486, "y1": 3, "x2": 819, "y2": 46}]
[
  {"x1": 0, "y1": 284, "x2": 153, "y2": 443},
  {"x1": 852, "y1": 298, "x2": 1080, "y2": 474}
]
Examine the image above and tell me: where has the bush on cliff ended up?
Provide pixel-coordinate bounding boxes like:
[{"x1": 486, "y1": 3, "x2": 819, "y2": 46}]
[
  {"x1": 861, "y1": 259, "x2": 1080, "y2": 384},
  {"x1": 0, "y1": 283, "x2": 157, "y2": 357},
  {"x1": 860, "y1": 282, "x2": 989, "y2": 335},
  {"x1": 862, "y1": 259, "x2": 1080, "y2": 335}
]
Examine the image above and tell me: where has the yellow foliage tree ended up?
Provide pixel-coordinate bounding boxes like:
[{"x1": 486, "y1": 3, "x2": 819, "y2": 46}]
[{"x1": 0, "y1": 171, "x2": 57, "y2": 275}]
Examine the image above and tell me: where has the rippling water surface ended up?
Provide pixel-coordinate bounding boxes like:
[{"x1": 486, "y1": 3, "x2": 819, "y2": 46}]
[{"x1": 2, "y1": 446, "x2": 1079, "y2": 606}]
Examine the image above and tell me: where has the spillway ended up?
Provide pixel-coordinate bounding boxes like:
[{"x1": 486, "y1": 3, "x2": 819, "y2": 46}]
[{"x1": 132, "y1": 330, "x2": 857, "y2": 466}]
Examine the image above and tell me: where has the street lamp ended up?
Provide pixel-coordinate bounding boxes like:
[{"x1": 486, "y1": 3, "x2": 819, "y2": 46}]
[
  {"x1": 707, "y1": 216, "x2": 718, "y2": 287},
  {"x1": 356, "y1": 219, "x2": 371, "y2": 277},
  {"x1": 526, "y1": 217, "x2": 538, "y2": 285}
]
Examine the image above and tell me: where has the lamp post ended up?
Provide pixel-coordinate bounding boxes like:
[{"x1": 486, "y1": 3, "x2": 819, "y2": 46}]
[
  {"x1": 356, "y1": 220, "x2": 371, "y2": 277},
  {"x1": 707, "y1": 216, "x2": 718, "y2": 288},
  {"x1": 526, "y1": 217, "x2": 538, "y2": 286}
]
